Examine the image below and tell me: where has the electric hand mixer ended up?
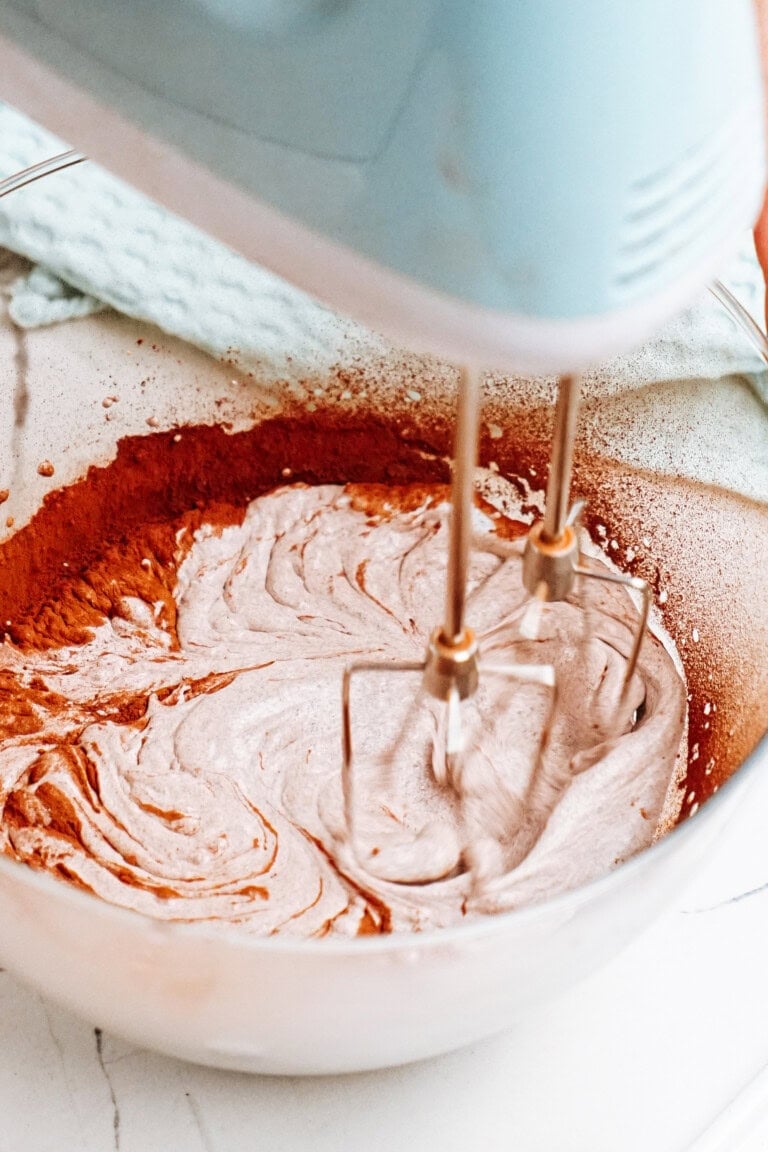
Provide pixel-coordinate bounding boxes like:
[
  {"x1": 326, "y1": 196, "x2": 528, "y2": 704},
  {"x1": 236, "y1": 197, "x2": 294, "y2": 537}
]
[{"x1": 0, "y1": 0, "x2": 764, "y2": 885}]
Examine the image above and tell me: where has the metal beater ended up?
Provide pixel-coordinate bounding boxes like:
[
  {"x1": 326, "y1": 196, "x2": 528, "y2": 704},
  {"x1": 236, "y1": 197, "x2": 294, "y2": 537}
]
[
  {"x1": 341, "y1": 371, "x2": 652, "y2": 886},
  {"x1": 485, "y1": 374, "x2": 651, "y2": 725}
]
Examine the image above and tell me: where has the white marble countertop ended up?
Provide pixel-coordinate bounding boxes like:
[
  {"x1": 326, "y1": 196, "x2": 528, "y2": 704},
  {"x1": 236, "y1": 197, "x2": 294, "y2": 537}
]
[{"x1": 0, "y1": 743, "x2": 763, "y2": 1152}]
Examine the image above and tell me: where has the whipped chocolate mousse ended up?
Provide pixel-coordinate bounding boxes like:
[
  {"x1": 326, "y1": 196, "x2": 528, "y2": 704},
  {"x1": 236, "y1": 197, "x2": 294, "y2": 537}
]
[{"x1": 0, "y1": 421, "x2": 687, "y2": 937}]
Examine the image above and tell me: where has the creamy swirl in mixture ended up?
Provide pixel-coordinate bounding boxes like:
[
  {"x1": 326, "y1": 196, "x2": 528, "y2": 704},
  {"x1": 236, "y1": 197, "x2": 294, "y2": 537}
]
[{"x1": 0, "y1": 483, "x2": 686, "y2": 936}]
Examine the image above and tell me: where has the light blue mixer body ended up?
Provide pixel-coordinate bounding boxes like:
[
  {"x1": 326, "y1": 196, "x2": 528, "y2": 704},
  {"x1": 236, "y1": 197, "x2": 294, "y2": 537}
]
[{"x1": 0, "y1": 0, "x2": 764, "y2": 367}]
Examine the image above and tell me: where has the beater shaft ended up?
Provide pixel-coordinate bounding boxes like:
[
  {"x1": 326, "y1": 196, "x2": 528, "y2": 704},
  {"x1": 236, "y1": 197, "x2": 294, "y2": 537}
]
[
  {"x1": 443, "y1": 366, "x2": 482, "y2": 642},
  {"x1": 515, "y1": 373, "x2": 652, "y2": 706},
  {"x1": 542, "y1": 374, "x2": 580, "y2": 543},
  {"x1": 522, "y1": 375, "x2": 581, "y2": 602}
]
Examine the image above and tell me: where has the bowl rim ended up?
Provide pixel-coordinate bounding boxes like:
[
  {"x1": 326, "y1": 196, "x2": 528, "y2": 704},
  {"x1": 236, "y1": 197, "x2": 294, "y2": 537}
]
[{"x1": 0, "y1": 728, "x2": 763, "y2": 957}]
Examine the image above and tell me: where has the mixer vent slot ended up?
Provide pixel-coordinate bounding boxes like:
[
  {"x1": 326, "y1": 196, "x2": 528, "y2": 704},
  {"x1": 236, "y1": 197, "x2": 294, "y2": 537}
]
[{"x1": 613, "y1": 107, "x2": 761, "y2": 296}]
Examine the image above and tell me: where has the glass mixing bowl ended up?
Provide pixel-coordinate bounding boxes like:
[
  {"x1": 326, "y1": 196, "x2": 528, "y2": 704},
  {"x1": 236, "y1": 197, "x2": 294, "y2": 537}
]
[{"x1": 0, "y1": 237, "x2": 765, "y2": 1074}]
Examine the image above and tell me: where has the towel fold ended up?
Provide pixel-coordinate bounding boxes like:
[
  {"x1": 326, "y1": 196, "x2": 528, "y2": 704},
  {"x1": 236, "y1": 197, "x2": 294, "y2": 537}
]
[{"x1": 0, "y1": 102, "x2": 385, "y2": 382}]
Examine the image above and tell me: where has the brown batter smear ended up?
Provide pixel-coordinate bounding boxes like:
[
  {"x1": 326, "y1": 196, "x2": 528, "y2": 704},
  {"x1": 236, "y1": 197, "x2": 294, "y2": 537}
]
[
  {"x1": 0, "y1": 416, "x2": 448, "y2": 645},
  {"x1": 346, "y1": 482, "x2": 450, "y2": 519},
  {"x1": 7, "y1": 506, "x2": 244, "y2": 651}
]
